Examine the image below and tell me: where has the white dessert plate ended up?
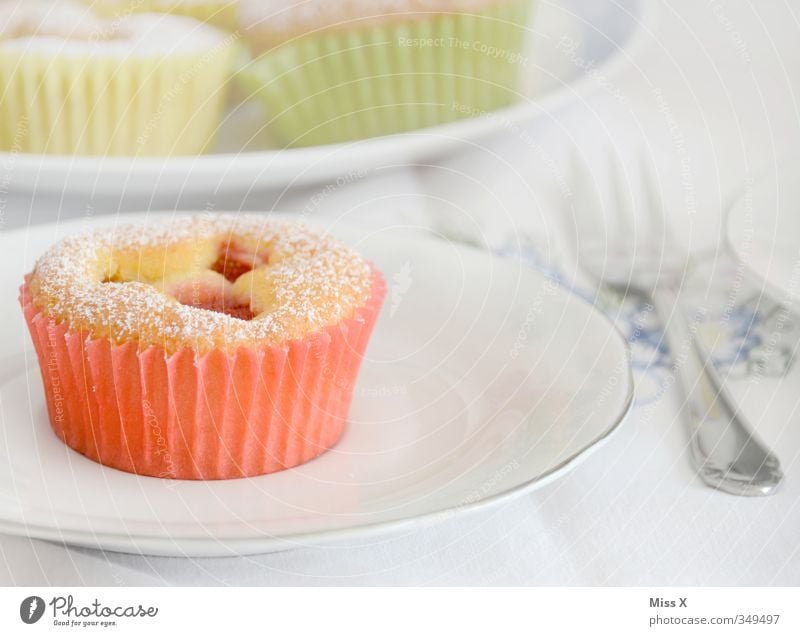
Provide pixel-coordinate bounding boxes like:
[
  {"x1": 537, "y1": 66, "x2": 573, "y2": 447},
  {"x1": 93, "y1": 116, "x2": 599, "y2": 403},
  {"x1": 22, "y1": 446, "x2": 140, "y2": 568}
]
[
  {"x1": 727, "y1": 159, "x2": 800, "y2": 308},
  {"x1": 0, "y1": 214, "x2": 633, "y2": 556},
  {"x1": 1, "y1": 0, "x2": 654, "y2": 198}
]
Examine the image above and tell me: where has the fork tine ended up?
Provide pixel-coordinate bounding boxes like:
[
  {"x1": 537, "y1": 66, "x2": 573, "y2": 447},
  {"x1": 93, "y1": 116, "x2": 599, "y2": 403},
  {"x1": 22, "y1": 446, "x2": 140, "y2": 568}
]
[
  {"x1": 563, "y1": 149, "x2": 583, "y2": 248},
  {"x1": 607, "y1": 150, "x2": 639, "y2": 286},
  {"x1": 574, "y1": 152, "x2": 607, "y2": 239},
  {"x1": 641, "y1": 152, "x2": 680, "y2": 251},
  {"x1": 640, "y1": 153, "x2": 666, "y2": 286},
  {"x1": 608, "y1": 151, "x2": 634, "y2": 241},
  {"x1": 567, "y1": 150, "x2": 599, "y2": 248},
  {"x1": 562, "y1": 149, "x2": 611, "y2": 292}
]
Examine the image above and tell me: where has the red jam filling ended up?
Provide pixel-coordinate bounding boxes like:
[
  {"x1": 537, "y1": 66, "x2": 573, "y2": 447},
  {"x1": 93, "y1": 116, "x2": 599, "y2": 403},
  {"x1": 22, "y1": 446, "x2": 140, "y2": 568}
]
[
  {"x1": 172, "y1": 243, "x2": 270, "y2": 321},
  {"x1": 210, "y1": 243, "x2": 269, "y2": 283}
]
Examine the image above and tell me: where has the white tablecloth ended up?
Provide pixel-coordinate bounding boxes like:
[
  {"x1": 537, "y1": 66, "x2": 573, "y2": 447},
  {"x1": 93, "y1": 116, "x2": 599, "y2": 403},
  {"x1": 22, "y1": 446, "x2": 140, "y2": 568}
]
[{"x1": 1, "y1": 0, "x2": 799, "y2": 585}]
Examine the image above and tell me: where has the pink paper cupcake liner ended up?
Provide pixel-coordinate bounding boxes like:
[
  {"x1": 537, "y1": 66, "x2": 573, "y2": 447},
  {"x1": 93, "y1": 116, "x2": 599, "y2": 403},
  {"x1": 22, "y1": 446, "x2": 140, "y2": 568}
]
[{"x1": 20, "y1": 271, "x2": 385, "y2": 480}]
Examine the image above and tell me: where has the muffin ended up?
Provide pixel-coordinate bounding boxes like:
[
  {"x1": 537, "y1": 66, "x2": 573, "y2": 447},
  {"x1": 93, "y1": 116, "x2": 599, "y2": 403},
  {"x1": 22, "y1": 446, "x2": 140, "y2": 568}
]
[
  {"x1": 20, "y1": 215, "x2": 385, "y2": 480},
  {"x1": 237, "y1": 0, "x2": 533, "y2": 146},
  {"x1": 84, "y1": 0, "x2": 239, "y2": 32},
  {"x1": 0, "y1": 1, "x2": 236, "y2": 155}
]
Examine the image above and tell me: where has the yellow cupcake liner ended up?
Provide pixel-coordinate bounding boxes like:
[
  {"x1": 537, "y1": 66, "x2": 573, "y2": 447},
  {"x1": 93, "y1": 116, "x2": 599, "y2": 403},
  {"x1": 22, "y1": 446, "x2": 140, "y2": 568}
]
[{"x1": 0, "y1": 42, "x2": 235, "y2": 156}]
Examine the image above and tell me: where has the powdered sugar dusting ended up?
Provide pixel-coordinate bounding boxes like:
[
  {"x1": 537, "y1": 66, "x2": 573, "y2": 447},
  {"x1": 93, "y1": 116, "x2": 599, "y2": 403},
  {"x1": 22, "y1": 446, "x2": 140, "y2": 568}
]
[
  {"x1": 0, "y1": 1, "x2": 228, "y2": 56},
  {"x1": 27, "y1": 215, "x2": 375, "y2": 354},
  {"x1": 240, "y1": 0, "x2": 516, "y2": 44}
]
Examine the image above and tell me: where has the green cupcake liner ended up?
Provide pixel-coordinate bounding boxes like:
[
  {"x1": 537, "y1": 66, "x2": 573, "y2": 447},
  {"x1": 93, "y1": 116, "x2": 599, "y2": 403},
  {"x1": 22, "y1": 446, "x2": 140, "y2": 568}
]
[
  {"x1": 239, "y1": 0, "x2": 533, "y2": 147},
  {"x1": 0, "y1": 44, "x2": 234, "y2": 156}
]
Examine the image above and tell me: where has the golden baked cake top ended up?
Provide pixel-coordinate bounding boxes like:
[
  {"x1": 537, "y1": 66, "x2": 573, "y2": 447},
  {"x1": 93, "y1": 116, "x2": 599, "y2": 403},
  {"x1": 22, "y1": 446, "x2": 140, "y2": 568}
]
[{"x1": 26, "y1": 215, "x2": 375, "y2": 354}]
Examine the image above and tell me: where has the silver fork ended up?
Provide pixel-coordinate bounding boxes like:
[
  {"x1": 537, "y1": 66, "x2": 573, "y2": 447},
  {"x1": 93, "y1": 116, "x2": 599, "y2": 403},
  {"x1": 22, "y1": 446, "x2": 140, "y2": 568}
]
[{"x1": 565, "y1": 151, "x2": 783, "y2": 496}]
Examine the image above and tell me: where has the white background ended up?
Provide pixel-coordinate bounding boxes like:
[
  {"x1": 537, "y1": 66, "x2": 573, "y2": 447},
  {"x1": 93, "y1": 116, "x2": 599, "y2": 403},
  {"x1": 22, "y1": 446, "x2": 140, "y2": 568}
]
[{"x1": 0, "y1": 0, "x2": 799, "y2": 585}]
